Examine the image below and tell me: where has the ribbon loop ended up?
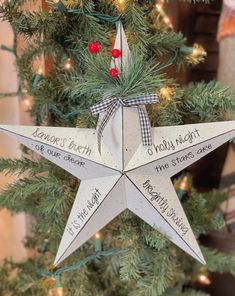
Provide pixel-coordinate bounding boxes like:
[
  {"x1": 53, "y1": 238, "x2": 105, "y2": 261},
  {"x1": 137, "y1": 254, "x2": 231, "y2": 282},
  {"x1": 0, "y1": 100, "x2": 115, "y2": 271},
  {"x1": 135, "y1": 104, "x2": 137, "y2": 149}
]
[
  {"x1": 90, "y1": 94, "x2": 158, "y2": 152},
  {"x1": 90, "y1": 97, "x2": 116, "y2": 115}
]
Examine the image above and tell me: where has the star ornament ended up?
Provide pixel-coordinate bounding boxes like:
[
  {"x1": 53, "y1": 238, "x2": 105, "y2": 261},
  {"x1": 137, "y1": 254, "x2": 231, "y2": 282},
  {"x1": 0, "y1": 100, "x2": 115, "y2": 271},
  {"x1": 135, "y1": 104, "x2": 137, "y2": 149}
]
[{"x1": 1, "y1": 24, "x2": 235, "y2": 267}]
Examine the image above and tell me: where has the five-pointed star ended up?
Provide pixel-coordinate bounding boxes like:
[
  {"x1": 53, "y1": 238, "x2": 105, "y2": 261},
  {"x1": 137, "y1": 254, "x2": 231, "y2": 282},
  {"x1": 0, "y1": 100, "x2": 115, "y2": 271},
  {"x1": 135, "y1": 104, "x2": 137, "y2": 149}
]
[
  {"x1": 1, "y1": 24, "x2": 235, "y2": 266},
  {"x1": 1, "y1": 111, "x2": 235, "y2": 266}
]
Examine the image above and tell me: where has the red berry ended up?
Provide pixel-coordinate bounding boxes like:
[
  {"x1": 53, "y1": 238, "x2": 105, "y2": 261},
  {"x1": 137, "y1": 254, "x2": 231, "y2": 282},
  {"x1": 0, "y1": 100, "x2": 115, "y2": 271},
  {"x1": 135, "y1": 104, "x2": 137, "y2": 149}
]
[
  {"x1": 109, "y1": 68, "x2": 118, "y2": 78},
  {"x1": 111, "y1": 49, "x2": 121, "y2": 59},
  {"x1": 87, "y1": 41, "x2": 100, "y2": 54}
]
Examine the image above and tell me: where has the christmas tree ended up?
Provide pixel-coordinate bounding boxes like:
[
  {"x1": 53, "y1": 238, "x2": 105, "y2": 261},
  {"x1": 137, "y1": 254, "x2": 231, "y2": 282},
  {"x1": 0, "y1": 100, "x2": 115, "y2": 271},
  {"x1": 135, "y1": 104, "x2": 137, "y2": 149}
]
[{"x1": 0, "y1": 1, "x2": 235, "y2": 295}]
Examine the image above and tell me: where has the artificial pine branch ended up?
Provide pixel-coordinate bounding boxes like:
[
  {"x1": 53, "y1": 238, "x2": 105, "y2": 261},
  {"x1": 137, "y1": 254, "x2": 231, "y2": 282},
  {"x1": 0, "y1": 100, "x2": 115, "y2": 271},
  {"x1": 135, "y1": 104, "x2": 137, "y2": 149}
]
[
  {"x1": 70, "y1": 48, "x2": 164, "y2": 100},
  {"x1": 202, "y1": 246, "x2": 235, "y2": 276},
  {"x1": 149, "y1": 31, "x2": 186, "y2": 57},
  {"x1": 181, "y1": 81, "x2": 235, "y2": 123},
  {"x1": 141, "y1": 223, "x2": 169, "y2": 251},
  {"x1": 183, "y1": 189, "x2": 226, "y2": 235},
  {"x1": 122, "y1": 0, "x2": 149, "y2": 53},
  {"x1": 0, "y1": 157, "x2": 47, "y2": 176}
]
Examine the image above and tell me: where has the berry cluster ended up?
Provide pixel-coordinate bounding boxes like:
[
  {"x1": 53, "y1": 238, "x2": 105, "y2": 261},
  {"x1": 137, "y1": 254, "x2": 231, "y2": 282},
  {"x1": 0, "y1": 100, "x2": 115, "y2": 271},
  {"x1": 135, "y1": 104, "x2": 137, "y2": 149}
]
[{"x1": 87, "y1": 41, "x2": 121, "y2": 78}]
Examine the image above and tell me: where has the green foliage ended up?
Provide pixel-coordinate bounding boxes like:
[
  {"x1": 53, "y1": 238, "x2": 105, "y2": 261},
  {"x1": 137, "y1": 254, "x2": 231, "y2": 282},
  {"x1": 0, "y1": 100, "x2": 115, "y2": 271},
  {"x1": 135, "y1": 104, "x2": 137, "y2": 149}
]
[
  {"x1": 148, "y1": 82, "x2": 183, "y2": 126},
  {"x1": 203, "y1": 246, "x2": 235, "y2": 276},
  {"x1": 0, "y1": 157, "x2": 47, "y2": 176},
  {"x1": 132, "y1": 250, "x2": 179, "y2": 296},
  {"x1": 148, "y1": 80, "x2": 235, "y2": 128},
  {"x1": 70, "y1": 48, "x2": 164, "y2": 101},
  {"x1": 122, "y1": 0, "x2": 149, "y2": 53},
  {"x1": 149, "y1": 31, "x2": 186, "y2": 57},
  {"x1": 181, "y1": 81, "x2": 235, "y2": 123},
  {"x1": 184, "y1": 189, "x2": 226, "y2": 235},
  {"x1": 141, "y1": 223, "x2": 169, "y2": 251}
]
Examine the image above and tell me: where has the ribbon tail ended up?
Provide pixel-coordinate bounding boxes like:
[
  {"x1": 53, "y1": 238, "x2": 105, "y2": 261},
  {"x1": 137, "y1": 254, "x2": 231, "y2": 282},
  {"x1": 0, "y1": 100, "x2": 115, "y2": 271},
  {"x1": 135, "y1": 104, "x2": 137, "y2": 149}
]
[
  {"x1": 138, "y1": 107, "x2": 152, "y2": 146},
  {"x1": 97, "y1": 102, "x2": 119, "y2": 153}
]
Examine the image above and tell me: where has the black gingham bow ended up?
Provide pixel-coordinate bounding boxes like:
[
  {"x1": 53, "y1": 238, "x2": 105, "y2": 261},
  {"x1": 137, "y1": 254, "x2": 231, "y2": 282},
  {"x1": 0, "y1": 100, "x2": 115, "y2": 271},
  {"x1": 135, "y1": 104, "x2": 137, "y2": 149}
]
[{"x1": 90, "y1": 94, "x2": 158, "y2": 152}]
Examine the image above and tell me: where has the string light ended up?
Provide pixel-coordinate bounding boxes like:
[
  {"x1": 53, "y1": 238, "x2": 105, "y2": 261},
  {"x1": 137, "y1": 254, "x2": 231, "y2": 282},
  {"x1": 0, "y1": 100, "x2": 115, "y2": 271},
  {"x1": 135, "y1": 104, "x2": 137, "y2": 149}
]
[
  {"x1": 175, "y1": 175, "x2": 189, "y2": 200},
  {"x1": 163, "y1": 16, "x2": 171, "y2": 26},
  {"x1": 178, "y1": 176, "x2": 189, "y2": 191},
  {"x1": 198, "y1": 274, "x2": 211, "y2": 285},
  {"x1": 56, "y1": 0, "x2": 77, "y2": 8},
  {"x1": 48, "y1": 287, "x2": 64, "y2": 296},
  {"x1": 180, "y1": 43, "x2": 206, "y2": 65},
  {"x1": 115, "y1": 0, "x2": 125, "y2": 12},
  {"x1": 94, "y1": 232, "x2": 100, "y2": 239},
  {"x1": 191, "y1": 44, "x2": 207, "y2": 58},
  {"x1": 21, "y1": 87, "x2": 28, "y2": 94},
  {"x1": 155, "y1": 3, "x2": 163, "y2": 11},
  {"x1": 55, "y1": 287, "x2": 64, "y2": 296},
  {"x1": 64, "y1": 58, "x2": 72, "y2": 70},
  {"x1": 197, "y1": 267, "x2": 211, "y2": 286},
  {"x1": 164, "y1": 17, "x2": 173, "y2": 29},
  {"x1": 94, "y1": 232, "x2": 102, "y2": 252},
  {"x1": 24, "y1": 98, "x2": 31, "y2": 107},
  {"x1": 159, "y1": 86, "x2": 173, "y2": 101},
  {"x1": 37, "y1": 66, "x2": 43, "y2": 75},
  {"x1": 38, "y1": 249, "x2": 123, "y2": 295},
  {"x1": 155, "y1": 0, "x2": 173, "y2": 29},
  {"x1": 192, "y1": 48, "x2": 199, "y2": 56}
]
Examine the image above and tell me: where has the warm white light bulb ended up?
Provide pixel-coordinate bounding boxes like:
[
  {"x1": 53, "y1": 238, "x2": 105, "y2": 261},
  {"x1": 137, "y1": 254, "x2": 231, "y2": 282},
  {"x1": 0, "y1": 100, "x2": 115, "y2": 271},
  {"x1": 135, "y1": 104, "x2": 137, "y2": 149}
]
[
  {"x1": 24, "y1": 99, "x2": 31, "y2": 107},
  {"x1": 159, "y1": 86, "x2": 173, "y2": 100},
  {"x1": 198, "y1": 274, "x2": 211, "y2": 285},
  {"x1": 192, "y1": 48, "x2": 199, "y2": 55},
  {"x1": 164, "y1": 16, "x2": 170, "y2": 24},
  {"x1": 156, "y1": 4, "x2": 160, "y2": 10},
  {"x1": 37, "y1": 67, "x2": 43, "y2": 75},
  {"x1": 64, "y1": 59, "x2": 72, "y2": 70},
  {"x1": 58, "y1": 288, "x2": 63, "y2": 296},
  {"x1": 95, "y1": 232, "x2": 100, "y2": 239},
  {"x1": 161, "y1": 88, "x2": 167, "y2": 95}
]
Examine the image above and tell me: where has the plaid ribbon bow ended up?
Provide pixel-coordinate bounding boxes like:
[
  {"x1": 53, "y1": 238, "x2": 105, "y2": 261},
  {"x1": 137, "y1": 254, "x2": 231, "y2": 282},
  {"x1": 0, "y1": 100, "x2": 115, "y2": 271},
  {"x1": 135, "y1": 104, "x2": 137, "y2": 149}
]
[{"x1": 90, "y1": 94, "x2": 158, "y2": 152}]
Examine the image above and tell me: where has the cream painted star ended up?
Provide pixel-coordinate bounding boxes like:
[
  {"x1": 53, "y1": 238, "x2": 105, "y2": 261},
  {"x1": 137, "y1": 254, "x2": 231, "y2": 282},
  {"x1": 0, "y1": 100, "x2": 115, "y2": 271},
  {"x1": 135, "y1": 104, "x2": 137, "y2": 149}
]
[{"x1": 1, "y1": 24, "x2": 235, "y2": 266}]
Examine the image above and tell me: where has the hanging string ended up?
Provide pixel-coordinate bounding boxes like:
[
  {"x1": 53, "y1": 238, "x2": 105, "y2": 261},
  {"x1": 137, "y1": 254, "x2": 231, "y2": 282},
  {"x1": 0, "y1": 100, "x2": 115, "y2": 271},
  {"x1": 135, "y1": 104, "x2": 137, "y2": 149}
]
[
  {"x1": 156, "y1": 49, "x2": 179, "y2": 71},
  {"x1": 53, "y1": 1, "x2": 121, "y2": 24},
  {"x1": 36, "y1": 249, "x2": 122, "y2": 278},
  {"x1": 52, "y1": 1, "x2": 194, "y2": 75},
  {"x1": 49, "y1": 105, "x2": 90, "y2": 121}
]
